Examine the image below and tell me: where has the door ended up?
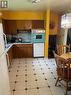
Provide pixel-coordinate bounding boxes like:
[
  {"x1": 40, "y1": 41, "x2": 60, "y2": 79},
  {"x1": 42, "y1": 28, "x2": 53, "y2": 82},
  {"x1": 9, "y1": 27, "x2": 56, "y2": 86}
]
[
  {"x1": 0, "y1": 23, "x2": 5, "y2": 54},
  {"x1": 0, "y1": 22, "x2": 10, "y2": 95},
  {"x1": 33, "y1": 43, "x2": 44, "y2": 57},
  {"x1": 48, "y1": 35, "x2": 57, "y2": 58}
]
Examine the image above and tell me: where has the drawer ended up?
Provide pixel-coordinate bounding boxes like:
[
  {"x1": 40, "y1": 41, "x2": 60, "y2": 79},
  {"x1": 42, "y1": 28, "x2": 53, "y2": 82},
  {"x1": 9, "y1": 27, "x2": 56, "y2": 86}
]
[
  {"x1": 14, "y1": 44, "x2": 33, "y2": 48},
  {"x1": 15, "y1": 44, "x2": 25, "y2": 47}
]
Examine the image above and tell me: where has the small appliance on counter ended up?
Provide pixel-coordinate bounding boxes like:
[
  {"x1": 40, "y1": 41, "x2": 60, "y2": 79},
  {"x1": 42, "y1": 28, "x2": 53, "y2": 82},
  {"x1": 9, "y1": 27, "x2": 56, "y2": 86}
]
[
  {"x1": 32, "y1": 29, "x2": 45, "y2": 57},
  {"x1": 16, "y1": 38, "x2": 22, "y2": 43}
]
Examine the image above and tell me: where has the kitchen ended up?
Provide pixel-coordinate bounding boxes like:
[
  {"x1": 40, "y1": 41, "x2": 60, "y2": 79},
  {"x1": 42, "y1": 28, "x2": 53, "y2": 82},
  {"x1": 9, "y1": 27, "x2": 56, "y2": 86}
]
[
  {"x1": 0, "y1": 10, "x2": 60, "y2": 95},
  {"x1": 2, "y1": 19, "x2": 45, "y2": 66},
  {"x1": 2, "y1": 10, "x2": 60, "y2": 59},
  {"x1": 0, "y1": 0, "x2": 71, "y2": 95},
  {"x1": 0, "y1": 18, "x2": 45, "y2": 95}
]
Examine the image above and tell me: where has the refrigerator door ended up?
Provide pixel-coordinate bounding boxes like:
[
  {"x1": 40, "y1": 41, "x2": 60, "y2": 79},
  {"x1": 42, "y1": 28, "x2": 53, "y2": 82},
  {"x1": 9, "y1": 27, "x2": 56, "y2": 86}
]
[
  {"x1": 0, "y1": 22, "x2": 10, "y2": 95},
  {"x1": 33, "y1": 43, "x2": 44, "y2": 57},
  {"x1": 0, "y1": 23, "x2": 5, "y2": 54},
  {"x1": 0, "y1": 54, "x2": 10, "y2": 95}
]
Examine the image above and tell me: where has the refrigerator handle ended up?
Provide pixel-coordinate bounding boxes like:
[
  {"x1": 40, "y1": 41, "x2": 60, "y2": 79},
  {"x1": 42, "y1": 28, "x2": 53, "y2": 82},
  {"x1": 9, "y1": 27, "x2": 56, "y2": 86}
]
[
  {"x1": 3, "y1": 33, "x2": 7, "y2": 47},
  {"x1": 6, "y1": 53, "x2": 10, "y2": 68}
]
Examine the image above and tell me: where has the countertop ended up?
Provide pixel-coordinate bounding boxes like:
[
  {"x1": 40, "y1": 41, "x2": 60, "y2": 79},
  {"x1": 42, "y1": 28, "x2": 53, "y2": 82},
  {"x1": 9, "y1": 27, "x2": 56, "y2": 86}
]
[
  {"x1": 6, "y1": 42, "x2": 33, "y2": 51},
  {"x1": 0, "y1": 42, "x2": 33, "y2": 57}
]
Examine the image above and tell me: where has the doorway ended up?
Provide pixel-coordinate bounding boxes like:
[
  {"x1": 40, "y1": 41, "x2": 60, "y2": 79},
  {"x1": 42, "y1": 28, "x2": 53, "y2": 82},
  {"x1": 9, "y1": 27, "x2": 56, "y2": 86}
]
[
  {"x1": 67, "y1": 28, "x2": 71, "y2": 50},
  {"x1": 48, "y1": 35, "x2": 57, "y2": 58}
]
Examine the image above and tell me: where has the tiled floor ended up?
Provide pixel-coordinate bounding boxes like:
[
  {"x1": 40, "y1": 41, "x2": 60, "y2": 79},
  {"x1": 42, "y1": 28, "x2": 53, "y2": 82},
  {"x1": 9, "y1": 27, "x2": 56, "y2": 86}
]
[{"x1": 8, "y1": 58, "x2": 70, "y2": 95}]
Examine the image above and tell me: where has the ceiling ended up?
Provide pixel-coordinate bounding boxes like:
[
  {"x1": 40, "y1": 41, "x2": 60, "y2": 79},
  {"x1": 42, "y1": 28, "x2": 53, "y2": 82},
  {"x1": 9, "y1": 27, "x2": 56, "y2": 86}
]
[{"x1": 1, "y1": 0, "x2": 71, "y2": 13}]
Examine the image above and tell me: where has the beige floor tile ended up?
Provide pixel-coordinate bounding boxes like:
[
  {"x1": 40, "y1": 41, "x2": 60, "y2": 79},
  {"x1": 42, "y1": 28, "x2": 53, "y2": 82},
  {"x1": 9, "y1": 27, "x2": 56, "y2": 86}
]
[
  {"x1": 15, "y1": 81, "x2": 26, "y2": 90},
  {"x1": 13, "y1": 90, "x2": 26, "y2": 95},
  {"x1": 27, "y1": 89, "x2": 39, "y2": 95},
  {"x1": 10, "y1": 83, "x2": 15, "y2": 91},
  {"x1": 11, "y1": 91, "x2": 14, "y2": 95},
  {"x1": 9, "y1": 58, "x2": 68, "y2": 95},
  {"x1": 37, "y1": 81, "x2": 48, "y2": 87},
  {"x1": 39, "y1": 87, "x2": 52, "y2": 95},
  {"x1": 9, "y1": 75, "x2": 16, "y2": 82},
  {"x1": 50, "y1": 86, "x2": 64, "y2": 95},
  {"x1": 16, "y1": 76, "x2": 25, "y2": 82}
]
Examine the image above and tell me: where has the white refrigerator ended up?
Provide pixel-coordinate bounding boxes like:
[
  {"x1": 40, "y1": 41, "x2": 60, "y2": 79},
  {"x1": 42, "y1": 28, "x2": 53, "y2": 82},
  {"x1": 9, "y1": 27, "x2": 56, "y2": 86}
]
[{"x1": 0, "y1": 22, "x2": 10, "y2": 95}]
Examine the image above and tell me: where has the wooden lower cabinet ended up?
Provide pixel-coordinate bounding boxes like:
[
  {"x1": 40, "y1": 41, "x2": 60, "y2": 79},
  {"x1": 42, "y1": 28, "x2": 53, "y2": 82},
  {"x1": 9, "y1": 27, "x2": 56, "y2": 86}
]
[{"x1": 13, "y1": 44, "x2": 33, "y2": 58}]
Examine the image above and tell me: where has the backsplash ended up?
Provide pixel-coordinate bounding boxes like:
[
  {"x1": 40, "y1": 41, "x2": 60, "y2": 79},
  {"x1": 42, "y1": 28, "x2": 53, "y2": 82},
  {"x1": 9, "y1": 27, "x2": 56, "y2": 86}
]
[
  {"x1": 17, "y1": 30, "x2": 31, "y2": 43},
  {"x1": 6, "y1": 30, "x2": 32, "y2": 43}
]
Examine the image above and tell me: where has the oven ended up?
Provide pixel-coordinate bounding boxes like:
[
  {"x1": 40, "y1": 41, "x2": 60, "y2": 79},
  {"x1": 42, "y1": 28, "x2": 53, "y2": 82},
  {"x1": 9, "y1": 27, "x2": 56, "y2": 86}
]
[
  {"x1": 32, "y1": 29, "x2": 45, "y2": 57},
  {"x1": 31, "y1": 29, "x2": 45, "y2": 43}
]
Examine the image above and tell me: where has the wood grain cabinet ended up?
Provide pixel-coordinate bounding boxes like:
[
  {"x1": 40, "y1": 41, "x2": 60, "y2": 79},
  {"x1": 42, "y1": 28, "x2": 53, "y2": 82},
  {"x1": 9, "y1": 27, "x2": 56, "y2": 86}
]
[
  {"x1": 17, "y1": 20, "x2": 32, "y2": 30},
  {"x1": 32, "y1": 20, "x2": 44, "y2": 29},
  {"x1": 3, "y1": 20, "x2": 17, "y2": 34},
  {"x1": 13, "y1": 44, "x2": 33, "y2": 58},
  {"x1": 3, "y1": 20, "x2": 45, "y2": 35}
]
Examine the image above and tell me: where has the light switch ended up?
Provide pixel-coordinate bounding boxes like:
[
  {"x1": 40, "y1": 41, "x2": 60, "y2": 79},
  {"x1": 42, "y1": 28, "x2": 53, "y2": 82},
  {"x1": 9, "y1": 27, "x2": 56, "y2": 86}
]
[{"x1": 0, "y1": 1, "x2": 8, "y2": 8}]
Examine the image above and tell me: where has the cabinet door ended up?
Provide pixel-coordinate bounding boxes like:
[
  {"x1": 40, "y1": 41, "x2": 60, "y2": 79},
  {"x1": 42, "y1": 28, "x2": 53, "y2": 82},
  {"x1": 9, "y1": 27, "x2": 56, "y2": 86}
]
[
  {"x1": 24, "y1": 20, "x2": 32, "y2": 29},
  {"x1": 32, "y1": 20, "x2": 44, "y2": 29},
  {"x1": 3, "y1": 20, "x2": 17, "y2": 34},
  {"x1": 13, "y1": 44, "x2": 33, "y2": 58},
  {"x1": 13, "y1": 45, "x2": 23, "y2": 58},
  {"x1": 17, "y1": 20, "x2": 32, "y2": 30},
  {"x1": 0, "y1": 23, "x2": 5, "y2": 54},
  {"x1": 22, "y1": 46, "x2": 28, "y2": 58},
  {"x1": 33, "y1": 43, "x2": 44, "y2": 57},
  {"x1": 22, "y1": 44, "x2": 33, "y2": 58},
  {"x1": 27, "y1": 45, "x2": 33, "y2": 57}
]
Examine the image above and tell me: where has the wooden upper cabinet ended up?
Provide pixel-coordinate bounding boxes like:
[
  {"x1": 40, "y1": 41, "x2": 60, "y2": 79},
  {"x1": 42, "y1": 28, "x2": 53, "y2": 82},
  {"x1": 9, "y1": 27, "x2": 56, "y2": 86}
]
[
  {"x1": 32, "y1": 20, "x2": 44, "y2": 29},
  {"x1": 17, "y1": 20, "x2": 32, "y2": 30},
  {"x1": 3, "y1": 20, "x2": 17, "y2": 34},
  {"x1": 17, "y1": 20, "x2": 44, "y2": 30},
  {"x1": 3, "y1": 20, "x2": 45, "y2": 35}
]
